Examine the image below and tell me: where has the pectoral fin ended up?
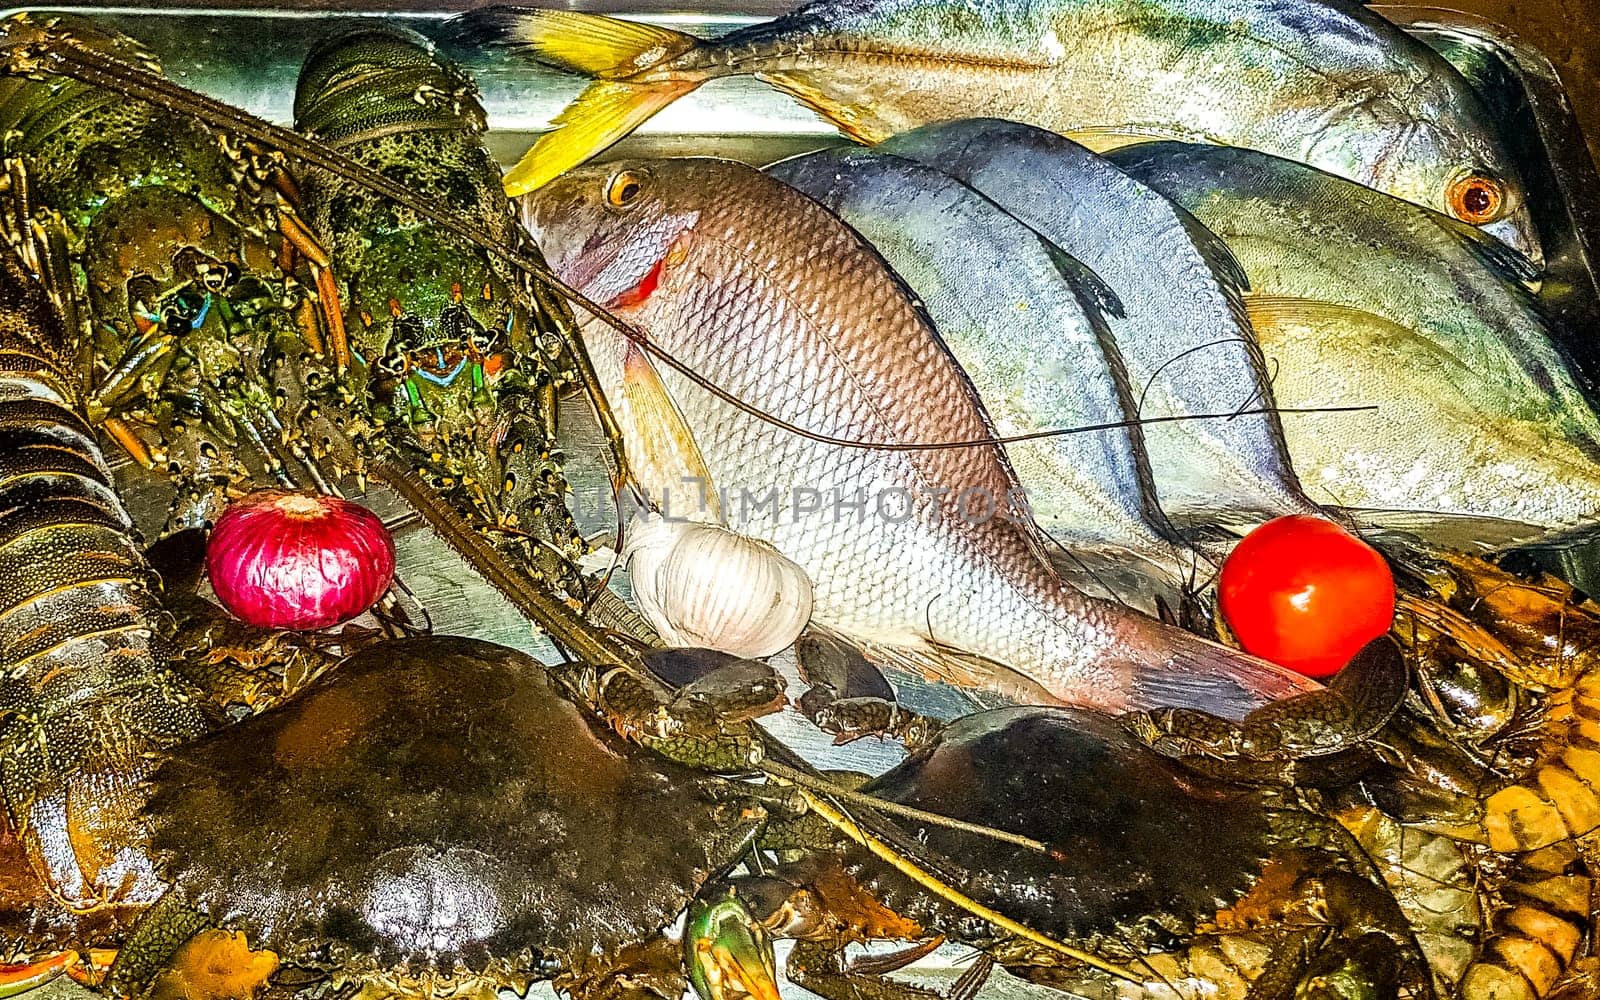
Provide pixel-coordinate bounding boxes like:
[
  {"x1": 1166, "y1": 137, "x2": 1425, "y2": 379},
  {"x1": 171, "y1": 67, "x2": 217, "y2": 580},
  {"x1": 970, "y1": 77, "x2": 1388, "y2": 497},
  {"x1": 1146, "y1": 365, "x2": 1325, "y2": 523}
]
[
  {"x1": 622, "y1": 341, "x2": 723, "y2": 522},
  {"x1": 1061, "y1": 126, "x2": 1175, "y2": 152},
  {"x1": 1242, "y1": 294, "x2": 1429, "y2": 352},
  {"x1": 1245, "y1": 293, "x2": 1380, "y2": 329}
]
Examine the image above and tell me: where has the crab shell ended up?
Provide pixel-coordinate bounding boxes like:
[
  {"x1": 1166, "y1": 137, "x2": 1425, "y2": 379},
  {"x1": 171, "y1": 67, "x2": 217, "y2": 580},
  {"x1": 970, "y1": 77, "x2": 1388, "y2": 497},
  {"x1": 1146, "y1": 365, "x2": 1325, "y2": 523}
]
[
  {"x1": 853, "y1": 706, "x2": 1277, "y2": 956},
  {"x1": 142, "y1": 636, "x2": 767, "y2": 984}
]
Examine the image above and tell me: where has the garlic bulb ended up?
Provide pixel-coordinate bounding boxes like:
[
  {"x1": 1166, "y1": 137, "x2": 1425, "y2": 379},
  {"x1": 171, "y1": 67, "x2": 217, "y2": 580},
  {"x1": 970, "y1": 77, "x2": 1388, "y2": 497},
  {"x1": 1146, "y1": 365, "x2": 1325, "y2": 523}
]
[{"x1": 624, "y1": 513, "x2": 814, "y2": 657}]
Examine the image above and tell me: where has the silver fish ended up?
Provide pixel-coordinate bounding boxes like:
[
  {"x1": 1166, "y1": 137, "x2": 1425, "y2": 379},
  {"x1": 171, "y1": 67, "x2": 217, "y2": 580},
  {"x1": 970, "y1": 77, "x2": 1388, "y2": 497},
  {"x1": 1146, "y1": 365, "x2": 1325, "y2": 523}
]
[
  {"x1": 875, "y1": 119, "x2": 1320, "y2": 532},
  {"x1": 520, "y1": 156, "x2": 1318, "y2": 716},
  {"x1": 455, "y1": 0, "x2": 1539, "y2": 261},
  {"x1": 767, "y1": 144, "x2": 1197, "y2": 608},
  {"x1": 1112, "y1": 141, "x2": 1600, "y2": 545}
]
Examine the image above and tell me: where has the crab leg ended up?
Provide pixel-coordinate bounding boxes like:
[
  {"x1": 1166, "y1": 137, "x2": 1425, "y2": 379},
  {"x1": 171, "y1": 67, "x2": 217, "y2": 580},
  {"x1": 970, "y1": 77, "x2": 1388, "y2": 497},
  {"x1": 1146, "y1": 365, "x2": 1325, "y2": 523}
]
[
  {"x1": 791, "y1": 789, "x2": 1139, "y2": 983},
  {"x1": 1121, "y1": 634, "x2": 1410, "y2": 784}
]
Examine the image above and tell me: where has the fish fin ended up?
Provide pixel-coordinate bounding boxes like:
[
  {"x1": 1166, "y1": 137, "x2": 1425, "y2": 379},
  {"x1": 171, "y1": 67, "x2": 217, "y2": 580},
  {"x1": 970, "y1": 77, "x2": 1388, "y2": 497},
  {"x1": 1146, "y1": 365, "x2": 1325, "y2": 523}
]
[
  {"x1": 1035, "y1": 239, "x2": 1181, "y2": 545},
  {"x1": 454, "y1": 8, "x2": 707, "y2": 193},
  {"x1": 1128, "y1": 631, "x2": 1321, "y2": 718},
  {"x1": 1043, "y1": 546, "x2": 1177, "y2": 616},
  {"x1": 504, "y1": 79, "x2": 700, "y2": 195},
  {"x1": 855, "y1": 639, "x2": 1063, "y2": 708},
  {"x1": 622, "y1": 340, "x2": 723, "y2": 522},
  {"x1": 1241, "y1": 293, "x2": 1411, "y2": 341},
  {"x1": 1061, "y1": 127, "x2": 1174, "y2": 153},
  {"x1": 1244, "y1": 294, "x2": 1482, "y2": 381},
  {"x1": 757, "y1": 71, "x2": 896, "y2": 145},
  {"x1": 1171, "y1": 214, "x2": 1320, "y2": 507},
  {"x1": 449, "y1": 8, "x2": 701, "y2": 79},
  {"x1": 1174, "y1": 219, "x2": 1274, "y2": 426},
  {"x1": 1036, "y1": 239, "x2": 1125, "y2": 320},
  {"x1": 1428, "y1": 213, "x2": 1542, "y2": 288},
  {"x1": 1173, "y1": 206, "x2": 1251, "y2": 295}
]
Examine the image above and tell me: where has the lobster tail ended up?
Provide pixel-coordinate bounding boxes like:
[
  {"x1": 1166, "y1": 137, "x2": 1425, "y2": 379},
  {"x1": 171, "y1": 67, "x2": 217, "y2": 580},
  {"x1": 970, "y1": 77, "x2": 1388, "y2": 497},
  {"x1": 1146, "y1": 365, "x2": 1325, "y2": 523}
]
[{"x1": 0, "y1": 248, "x2": 208, "y2": 906}]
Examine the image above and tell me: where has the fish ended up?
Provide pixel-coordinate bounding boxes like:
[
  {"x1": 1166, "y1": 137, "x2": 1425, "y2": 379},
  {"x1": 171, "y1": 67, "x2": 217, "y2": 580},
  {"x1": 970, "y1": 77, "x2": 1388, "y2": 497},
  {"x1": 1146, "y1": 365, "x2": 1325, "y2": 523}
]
[
  {"x1": 1110, "y1": 141, "x2": 1600, "y2": 546},
  {"x1": 518, "y1": 156, "x2": 1321, "y2": 717},
  {"x1": 872, "y1": 119, "x2": 1320, "y2": 532},
  {"x1": 766, "y1": 144, "x2": 1198, "y2": 609},
  {"x1": 452, "y1": 0, "x2": 1540, "y2": 261}
]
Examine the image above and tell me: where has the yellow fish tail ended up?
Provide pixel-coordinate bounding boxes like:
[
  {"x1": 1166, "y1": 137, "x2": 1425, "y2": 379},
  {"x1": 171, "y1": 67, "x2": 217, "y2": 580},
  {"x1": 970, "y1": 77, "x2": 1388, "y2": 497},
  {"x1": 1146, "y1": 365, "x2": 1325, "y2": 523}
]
[
  {"x1": 490, "y1": 9, "x2": 699, "y2": 78},
  {"x1": 462, "y1": 9, "x2": 706, "y2": 193},
  {"x1": 506, "y1": 78, "x2": 700, "y2": 194}
]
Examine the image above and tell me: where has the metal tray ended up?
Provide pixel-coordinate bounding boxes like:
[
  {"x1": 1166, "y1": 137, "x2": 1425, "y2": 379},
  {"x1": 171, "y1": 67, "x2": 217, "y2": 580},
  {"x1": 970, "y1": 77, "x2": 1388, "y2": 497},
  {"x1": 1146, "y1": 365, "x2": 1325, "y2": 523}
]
[{"x1": 3, "y1": 5, "x2": 1597, "y2": 999}]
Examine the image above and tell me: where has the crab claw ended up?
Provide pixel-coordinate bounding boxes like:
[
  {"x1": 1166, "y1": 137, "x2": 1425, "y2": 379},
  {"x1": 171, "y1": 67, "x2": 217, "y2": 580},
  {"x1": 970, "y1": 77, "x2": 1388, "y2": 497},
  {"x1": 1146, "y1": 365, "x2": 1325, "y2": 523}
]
[{"x1": 685, "y1": 894, "x2": 783, "y2": 1000}]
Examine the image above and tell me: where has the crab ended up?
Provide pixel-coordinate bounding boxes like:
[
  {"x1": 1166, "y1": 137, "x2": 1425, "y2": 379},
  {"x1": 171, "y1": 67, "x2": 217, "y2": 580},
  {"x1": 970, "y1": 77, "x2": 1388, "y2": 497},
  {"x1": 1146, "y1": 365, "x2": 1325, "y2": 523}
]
[
  {"x1": 98, "y1": 634, "x2": 795, "y2": 1000},
  {"x1": 679, "y1": 636, "x2": 1435, "y2": 1000}
]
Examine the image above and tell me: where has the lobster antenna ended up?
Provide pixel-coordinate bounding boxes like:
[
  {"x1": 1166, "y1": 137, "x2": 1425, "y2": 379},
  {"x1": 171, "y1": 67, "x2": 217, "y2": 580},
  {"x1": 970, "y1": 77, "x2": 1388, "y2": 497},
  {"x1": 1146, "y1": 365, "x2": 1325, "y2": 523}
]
[
  {"x1": 794, "y1": 783, "x2": 1142, "y2": 984},
  {"x1": 371, "y1": 459, "x2": 634, "y2": 668},
  {"x1": 757, "y1": 757, "x2": 1054, "y2": 854},
  {"x1": 4, "y1": 25, "x2": 1373, "y2": 456}
]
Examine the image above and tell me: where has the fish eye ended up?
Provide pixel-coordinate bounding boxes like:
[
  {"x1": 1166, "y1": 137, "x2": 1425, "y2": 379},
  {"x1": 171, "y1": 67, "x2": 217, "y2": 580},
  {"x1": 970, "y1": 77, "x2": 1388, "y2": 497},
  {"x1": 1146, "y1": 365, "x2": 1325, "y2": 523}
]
[
  {"x1": 1446, "y1": 171, "x2": 1507, "y2": 225},
  {"x1": 606, "y1": 170, "x2": 645, "y2": 209}
]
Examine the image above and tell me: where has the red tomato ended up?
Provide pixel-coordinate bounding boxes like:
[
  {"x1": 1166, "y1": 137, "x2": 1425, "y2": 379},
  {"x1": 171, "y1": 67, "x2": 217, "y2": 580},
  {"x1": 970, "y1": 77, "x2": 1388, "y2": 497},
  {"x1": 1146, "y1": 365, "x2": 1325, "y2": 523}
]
[{"x1": 1219, "y1": 515, "x2": 1396, "y2": 678}]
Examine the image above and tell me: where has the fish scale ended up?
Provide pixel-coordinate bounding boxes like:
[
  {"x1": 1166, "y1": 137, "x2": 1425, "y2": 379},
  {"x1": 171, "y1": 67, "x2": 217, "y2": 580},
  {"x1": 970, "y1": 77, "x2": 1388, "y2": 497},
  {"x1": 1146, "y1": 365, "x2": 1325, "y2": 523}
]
[
  {"x1": 876, "y1": 120, "x2": 1319, "y2": 532},
  {"x1": 457, "y1": 0, "x2": 1539, "y2": 264},
  {"x1": 522, "y1": 157, "x2": 1319, "y2": 717},
  {"x1": 766, "y1": 142, "x2": 1195, "y2": 609}
]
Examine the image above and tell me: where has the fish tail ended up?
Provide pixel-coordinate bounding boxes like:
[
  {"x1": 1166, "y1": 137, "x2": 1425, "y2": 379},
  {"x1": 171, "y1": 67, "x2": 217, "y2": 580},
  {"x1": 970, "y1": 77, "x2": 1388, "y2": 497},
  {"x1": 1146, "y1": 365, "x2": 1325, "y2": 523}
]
[
  {"x1": 452, "y1": 8, "x2": 707, "y2": 193},
  {"x1": 508, "y1": 78, "x2": 700, "y2": 194},
  {"x1": 1124, "y1": 627, "x2": 1321, "y2": 719},
  {"x1": 462, "y1": 8, "x2": 700, "y2": 79}
]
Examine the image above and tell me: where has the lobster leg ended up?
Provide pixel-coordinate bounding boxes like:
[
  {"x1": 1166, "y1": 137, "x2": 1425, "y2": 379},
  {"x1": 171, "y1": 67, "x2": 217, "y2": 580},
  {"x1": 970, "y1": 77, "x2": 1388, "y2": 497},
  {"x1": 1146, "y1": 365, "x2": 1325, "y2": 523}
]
[
  {"x1": 0, "y1": 947, "x2": 110, "y2": 997},
  {"x1": 0, "y1": 243, "x2": 210, "y2": 909},
  {"x1": 275, "y1": 205, "x2": 350, "y2": 370}
]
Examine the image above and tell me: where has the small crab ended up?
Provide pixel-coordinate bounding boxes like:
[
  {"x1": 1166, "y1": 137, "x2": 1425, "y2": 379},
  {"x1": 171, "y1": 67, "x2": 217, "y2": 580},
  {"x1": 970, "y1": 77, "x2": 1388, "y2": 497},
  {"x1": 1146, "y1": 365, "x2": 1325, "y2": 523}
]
[{"x1": 106, "y1": 636, "x2": 793, "y2": 1000}]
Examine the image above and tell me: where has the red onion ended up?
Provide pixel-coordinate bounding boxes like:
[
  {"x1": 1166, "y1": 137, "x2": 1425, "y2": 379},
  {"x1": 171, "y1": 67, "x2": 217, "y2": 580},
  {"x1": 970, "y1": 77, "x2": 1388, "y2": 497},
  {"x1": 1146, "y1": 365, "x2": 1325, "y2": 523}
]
[{"x1": 206, "y1": 490, "x2": 396, "y2": 630}]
